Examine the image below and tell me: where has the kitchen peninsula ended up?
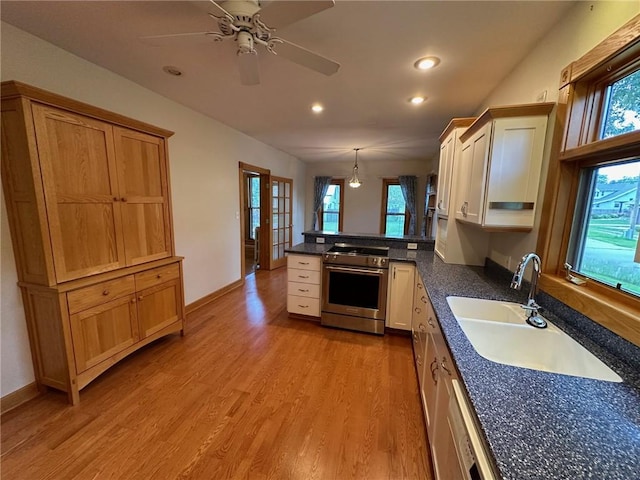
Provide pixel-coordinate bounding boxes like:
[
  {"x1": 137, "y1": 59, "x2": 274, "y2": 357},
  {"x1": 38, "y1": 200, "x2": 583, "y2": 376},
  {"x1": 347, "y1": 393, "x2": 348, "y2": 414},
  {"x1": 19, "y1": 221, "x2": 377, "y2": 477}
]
[{"x1": 285, "y1": 233, "x2": 640, "y2": 480}]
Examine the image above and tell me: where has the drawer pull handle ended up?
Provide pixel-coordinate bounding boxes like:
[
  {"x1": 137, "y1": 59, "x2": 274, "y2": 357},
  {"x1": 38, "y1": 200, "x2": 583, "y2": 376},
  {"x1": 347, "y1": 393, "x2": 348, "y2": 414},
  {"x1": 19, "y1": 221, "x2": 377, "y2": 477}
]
[
  {"x1": 298, "y1": 261, "x2": 309, "y2": 265},
  {"x1": 298, "y1": 304, "x2": 308, "y2": 308},
  {"x1": 298, "y1": 275, "x2": 309, "y2": 279},
  {"x1": 430, "y1": 359, "x2": 439, "y2": 385},
  {"x1": 298, "y1": 289, "x2": 309, "y2": 292},
  {"x1": 102, "y1": 289, "x2": 109, "y2": 296}
]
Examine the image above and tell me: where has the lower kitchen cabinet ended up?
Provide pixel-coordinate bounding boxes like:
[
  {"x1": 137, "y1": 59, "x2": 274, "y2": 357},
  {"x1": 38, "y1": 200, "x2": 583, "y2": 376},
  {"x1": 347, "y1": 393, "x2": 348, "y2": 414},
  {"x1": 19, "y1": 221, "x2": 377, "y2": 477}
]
[
  {"x1": 387, "y1": 262, "x2": 415, "y2": 330},
  {"x1": 412, "y1": 271, "x2": 483, "y2": 480},
  {"x1": 286, "y1": 254, "x2": 322, "y2": 317},
  {"x1": 21, "y1": 257, "x2": 185, "y2": 405}
]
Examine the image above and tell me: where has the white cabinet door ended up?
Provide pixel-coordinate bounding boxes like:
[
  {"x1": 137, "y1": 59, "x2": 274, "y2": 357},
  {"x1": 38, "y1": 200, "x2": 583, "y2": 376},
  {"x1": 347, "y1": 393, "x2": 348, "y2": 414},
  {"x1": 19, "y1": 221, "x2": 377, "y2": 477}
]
[
  {"x1": 484, "y1": 116, "x2": 548, "y2": 227},
  {"x1": 436, "y1": 135, "x2": 454, "y2": 217},
  {"x1": 386, "y1": 262, "x2": 415, "y2": 330}
]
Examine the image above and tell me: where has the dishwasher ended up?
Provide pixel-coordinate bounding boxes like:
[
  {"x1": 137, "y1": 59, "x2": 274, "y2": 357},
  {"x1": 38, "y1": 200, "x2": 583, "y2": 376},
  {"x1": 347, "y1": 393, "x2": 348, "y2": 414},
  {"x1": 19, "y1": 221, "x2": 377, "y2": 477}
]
[{"x1": 449, "y1": 379, "x2": 497, "y2": 480}]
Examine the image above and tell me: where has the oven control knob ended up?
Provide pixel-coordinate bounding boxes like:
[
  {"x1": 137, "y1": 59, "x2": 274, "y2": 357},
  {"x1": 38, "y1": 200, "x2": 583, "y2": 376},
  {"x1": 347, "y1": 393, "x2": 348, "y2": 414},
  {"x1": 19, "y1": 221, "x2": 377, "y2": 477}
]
[
  {"x1": 380, "y1": 259, "x2": 386, "y2": 265},
  {"x1": 372, "y1": 258, "x2": 378, "y2": 265},
  {"x1": 332, "y1": 254, "x2": 338, "y2": 260}
]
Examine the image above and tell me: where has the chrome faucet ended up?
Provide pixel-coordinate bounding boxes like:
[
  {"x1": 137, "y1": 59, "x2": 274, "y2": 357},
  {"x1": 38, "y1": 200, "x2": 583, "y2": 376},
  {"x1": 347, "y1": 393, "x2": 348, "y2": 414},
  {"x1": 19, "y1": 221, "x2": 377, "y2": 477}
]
[{"x1": 510, "y1": 253, "x2": 547, "y2": 328}]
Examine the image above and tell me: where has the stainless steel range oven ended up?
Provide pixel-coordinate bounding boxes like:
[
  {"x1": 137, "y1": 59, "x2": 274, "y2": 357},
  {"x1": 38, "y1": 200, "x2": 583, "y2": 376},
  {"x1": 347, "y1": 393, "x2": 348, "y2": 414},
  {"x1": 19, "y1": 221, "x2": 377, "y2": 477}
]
[{"x1": 321, "y1": 244, "x2": 389, "y2": 335}]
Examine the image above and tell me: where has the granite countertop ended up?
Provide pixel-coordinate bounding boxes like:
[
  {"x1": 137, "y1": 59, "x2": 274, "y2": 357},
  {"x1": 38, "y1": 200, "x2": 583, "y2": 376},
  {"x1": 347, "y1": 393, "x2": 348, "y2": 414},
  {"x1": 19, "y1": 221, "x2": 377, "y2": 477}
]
[{"x1": 285, "y1": 243, "x2": 640, "y2": 480}]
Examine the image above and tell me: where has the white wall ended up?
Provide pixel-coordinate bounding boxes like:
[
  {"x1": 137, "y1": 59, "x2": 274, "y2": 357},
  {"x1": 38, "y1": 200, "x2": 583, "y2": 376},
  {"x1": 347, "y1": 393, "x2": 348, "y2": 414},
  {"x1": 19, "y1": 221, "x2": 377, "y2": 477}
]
[
  {"x1": 305, "y1": 158, "x2": 437, "y2": 234},
  {"x1": 0, "y1": 22, "x2": 306, "y2": 397},
  {"x1": 476, "y1": 2, "x2": 639, "y2": 270}
]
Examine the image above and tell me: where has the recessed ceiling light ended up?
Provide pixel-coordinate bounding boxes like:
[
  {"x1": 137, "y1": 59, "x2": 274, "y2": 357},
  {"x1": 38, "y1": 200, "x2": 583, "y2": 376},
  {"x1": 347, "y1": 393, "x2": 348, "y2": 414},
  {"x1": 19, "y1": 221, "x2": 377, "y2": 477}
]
[
  {"x1": 414, "y1": 56, "x2": 440, "y2": 70},
  {"x1": 311, "y1": 104, "x2": 324, "y2": 113},
  {"x1": 163, "y1": 66, "x2": 183, "y2": 76},
  {"x1": 410, "y1": 96, "x2": 426, "y2": 105}
]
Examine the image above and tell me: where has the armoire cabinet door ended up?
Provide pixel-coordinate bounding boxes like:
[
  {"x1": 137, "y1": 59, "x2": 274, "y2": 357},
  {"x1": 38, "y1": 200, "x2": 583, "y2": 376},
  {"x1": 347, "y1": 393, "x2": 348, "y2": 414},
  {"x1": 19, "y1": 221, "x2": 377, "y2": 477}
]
[
  {"x1": 113, "y1": 127, "x2": 172, "y2": 266},
  {"x1": 69, "y1": 294, "x2": 139, "y2": 373},
  {"x1": 136, "y1": 278, "x2": 181, "y2": 338},
  {"x1": 32, "y1": 104, "x2": 126, "y2": 282}
]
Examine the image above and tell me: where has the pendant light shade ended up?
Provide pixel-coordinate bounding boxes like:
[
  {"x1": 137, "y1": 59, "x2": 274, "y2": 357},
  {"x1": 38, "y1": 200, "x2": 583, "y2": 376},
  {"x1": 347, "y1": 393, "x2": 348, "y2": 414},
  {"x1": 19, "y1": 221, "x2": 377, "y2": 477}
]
[{"x1": 349, "y1": 148, "x2": 362, "y2": 188}]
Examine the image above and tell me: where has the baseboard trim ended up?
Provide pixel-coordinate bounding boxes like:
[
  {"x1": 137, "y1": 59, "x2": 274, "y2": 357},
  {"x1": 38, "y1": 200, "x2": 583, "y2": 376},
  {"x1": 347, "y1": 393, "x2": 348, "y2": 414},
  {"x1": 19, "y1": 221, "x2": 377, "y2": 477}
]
[
  {"x1": 185, "y1": 278, "x2": 245, "y2": 315},
  {"x1": 1, "y1": 382, "x2": 40, "y2": 414}
]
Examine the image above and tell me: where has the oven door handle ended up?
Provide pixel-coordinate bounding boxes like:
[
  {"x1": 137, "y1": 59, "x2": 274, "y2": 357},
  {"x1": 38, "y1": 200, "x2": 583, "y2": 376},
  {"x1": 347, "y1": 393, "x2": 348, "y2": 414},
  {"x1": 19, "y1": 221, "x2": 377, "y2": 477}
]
[{"x1": 324, "y1": 265, "x2": 386, "y2": 275}]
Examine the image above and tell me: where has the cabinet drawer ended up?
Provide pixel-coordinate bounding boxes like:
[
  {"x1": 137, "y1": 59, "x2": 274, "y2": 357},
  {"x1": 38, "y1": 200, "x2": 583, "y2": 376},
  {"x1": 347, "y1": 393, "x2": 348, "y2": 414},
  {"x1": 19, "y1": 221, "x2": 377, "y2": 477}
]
[
  {"x1": 287, "y1": 295, "x2": 320, "y2": 317},
  {"x1": 67, "y1": 275, "x2": 135, "y2": 314},
  {"x1": 287, "y1": 254, "x2": 321, "y2": 271},
  {"x1": 134, "y1": 263, "x2": 180, "y2": 291},
  {"x1": 288, "y1": 268, "x2": 321, "y2": 285},
  {"x1": 287, "y1": 281, "x2": 320, "y2": 299}
]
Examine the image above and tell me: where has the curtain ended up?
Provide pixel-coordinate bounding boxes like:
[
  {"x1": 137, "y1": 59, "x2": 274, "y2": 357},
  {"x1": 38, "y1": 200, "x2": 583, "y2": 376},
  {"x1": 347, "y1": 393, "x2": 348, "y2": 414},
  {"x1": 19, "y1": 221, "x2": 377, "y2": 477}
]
[
  {"x1": 399, "y1": 175, "x2": 418, "y2": 235},
  {"x1": 312, "y1": 176, "x2": 333, "y2": 230}
]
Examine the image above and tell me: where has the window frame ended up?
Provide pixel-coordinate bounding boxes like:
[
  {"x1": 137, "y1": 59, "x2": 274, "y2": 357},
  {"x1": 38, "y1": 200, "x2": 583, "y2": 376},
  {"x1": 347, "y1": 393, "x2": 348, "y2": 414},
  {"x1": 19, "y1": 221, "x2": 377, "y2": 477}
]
[
  {"x1": 318, "y1": 179, "x2": 344, "y2": 232},
  {"x1": 537, "y1": 14, "x2": 640, "y2": 347},
  {"x1": 380, "y1": 178, "x2": 409, "y2": 235}
]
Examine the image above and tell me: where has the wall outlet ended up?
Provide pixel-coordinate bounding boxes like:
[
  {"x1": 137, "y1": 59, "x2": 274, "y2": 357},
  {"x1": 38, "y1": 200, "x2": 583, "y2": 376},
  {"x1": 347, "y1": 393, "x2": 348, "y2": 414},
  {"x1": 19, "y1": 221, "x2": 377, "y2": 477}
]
[
  {"x1": 315, "y1": 237, "x2": 325, "y2": 244},
  {"x1": 407, "y1": 243, "x2": 418, "y2": 250}
]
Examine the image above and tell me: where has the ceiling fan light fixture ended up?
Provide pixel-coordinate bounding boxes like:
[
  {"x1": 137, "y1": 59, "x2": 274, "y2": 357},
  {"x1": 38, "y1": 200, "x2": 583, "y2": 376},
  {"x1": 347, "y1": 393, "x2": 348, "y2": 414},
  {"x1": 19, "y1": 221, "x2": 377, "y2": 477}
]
[
  {"x1": 410, "y1": 96, "x2": 426, "y2": 105},
  {"x1": 349, "y1": 148, "x2": 362, "y2": 188},
  {"x1": 311, "y1": 104, "x2": 324, "y2": 113},
  {"x1": 414, "y1": 56, "x2": 440, "y2": 70}
]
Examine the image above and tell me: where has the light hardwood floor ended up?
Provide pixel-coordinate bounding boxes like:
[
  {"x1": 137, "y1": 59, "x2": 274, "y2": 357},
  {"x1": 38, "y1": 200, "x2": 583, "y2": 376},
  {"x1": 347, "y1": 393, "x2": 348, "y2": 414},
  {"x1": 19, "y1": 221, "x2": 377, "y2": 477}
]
[{"x1": 1, "y1": 268, "x2": 432, "y2": 479}]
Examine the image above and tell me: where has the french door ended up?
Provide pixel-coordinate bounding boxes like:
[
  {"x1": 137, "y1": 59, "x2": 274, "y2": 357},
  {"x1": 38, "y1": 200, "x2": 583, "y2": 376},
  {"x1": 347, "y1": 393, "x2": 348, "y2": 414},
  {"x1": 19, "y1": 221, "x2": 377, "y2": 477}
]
[{"x1": 270, "y1": 176, "x2": 293, "y2": 269}]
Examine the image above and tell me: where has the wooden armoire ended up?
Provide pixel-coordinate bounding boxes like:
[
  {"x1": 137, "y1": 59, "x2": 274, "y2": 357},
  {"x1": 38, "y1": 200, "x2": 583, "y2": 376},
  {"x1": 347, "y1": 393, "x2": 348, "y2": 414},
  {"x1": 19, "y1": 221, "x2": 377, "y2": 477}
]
[{"x1": 1, "y1": 81, "x2": 186, "y2": 405}]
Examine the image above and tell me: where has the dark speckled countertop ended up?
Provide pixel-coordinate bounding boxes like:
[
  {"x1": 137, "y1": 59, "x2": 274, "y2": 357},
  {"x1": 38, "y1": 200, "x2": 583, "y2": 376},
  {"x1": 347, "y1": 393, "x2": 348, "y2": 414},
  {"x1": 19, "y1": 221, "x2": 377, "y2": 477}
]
[{"x1": 286, "y1": 243, "x2": 640, "y2": 480}]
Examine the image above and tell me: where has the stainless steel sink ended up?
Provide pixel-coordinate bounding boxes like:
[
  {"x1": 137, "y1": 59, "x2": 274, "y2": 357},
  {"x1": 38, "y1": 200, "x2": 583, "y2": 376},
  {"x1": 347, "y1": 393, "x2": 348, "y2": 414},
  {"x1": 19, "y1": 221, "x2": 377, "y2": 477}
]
[{"x1": 446, "y1": 296, "x2": 622, "y2": 382}]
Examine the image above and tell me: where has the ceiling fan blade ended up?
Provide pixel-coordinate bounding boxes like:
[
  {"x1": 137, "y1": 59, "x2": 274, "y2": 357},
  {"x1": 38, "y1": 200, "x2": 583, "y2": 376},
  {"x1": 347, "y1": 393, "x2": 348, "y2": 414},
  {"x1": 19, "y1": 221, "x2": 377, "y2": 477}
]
[
  {"x1": 258, "y1": 0, "x2": 335, "y2": 30},
  {"x1": 192, "y1": 0, "x2": 234, "y2": 21},
  {"x1": 238, "y1": 52, "x2": 260, "y2": 86},
  {"x1": 139, "y1": 32, "x2": 223, "y2": 46},
  {"x1": 274, "y1": 39, "x2": 340, "y2": 76}
]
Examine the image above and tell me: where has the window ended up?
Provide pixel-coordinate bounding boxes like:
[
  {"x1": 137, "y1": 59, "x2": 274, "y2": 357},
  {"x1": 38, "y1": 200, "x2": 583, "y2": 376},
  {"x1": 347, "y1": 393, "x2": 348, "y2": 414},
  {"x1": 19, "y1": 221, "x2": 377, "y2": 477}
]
[
  {"x1": 319, "y1": 179, "x2": 344, "y2": 232},
  {"x1": 381, "y1": 179, "x2": 409, "y2": 236},
  {"x1": 568, "y1": 160, "x2": 640, "y2": 296},
  {"x1": 538, "y1": 17, "x2": 640, "y2": 345},
  {"x1": 246, "y1": 174, "x2": 260, "y2": 240}
]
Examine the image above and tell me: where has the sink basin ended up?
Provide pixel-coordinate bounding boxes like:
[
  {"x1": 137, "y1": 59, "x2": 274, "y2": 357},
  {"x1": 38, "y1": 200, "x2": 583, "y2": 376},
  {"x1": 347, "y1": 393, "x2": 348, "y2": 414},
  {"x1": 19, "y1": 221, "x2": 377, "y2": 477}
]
[{"x1": 446, "y1": 297, "x2": 622, "y2": 382}]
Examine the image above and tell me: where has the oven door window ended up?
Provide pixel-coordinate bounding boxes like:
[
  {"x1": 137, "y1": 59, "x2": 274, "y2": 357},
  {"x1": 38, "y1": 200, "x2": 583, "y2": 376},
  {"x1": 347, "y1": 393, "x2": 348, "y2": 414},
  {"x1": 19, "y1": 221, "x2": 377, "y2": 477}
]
[{"x1": 327, "y1": 270, "x2": 380, "y2": 309}]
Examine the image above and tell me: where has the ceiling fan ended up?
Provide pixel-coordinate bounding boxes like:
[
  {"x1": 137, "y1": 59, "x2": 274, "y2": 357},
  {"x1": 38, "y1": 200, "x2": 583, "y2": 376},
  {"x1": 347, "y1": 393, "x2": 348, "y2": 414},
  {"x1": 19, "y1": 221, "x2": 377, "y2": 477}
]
[{"x1": 142, "y1": 0, "x2": 341, "y2": 85}]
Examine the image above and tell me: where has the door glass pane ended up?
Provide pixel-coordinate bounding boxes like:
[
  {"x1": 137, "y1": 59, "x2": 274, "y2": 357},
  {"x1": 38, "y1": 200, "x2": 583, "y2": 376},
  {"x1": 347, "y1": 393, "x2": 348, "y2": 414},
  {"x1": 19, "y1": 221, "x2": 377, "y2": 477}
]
[
  {"x1": 285, "y1": 182, "x2": 290, "y2": 197},
  {"x1": 272, "y1": 182, "x2": 279, "y2": 196},
  {"x1": 272, "y1": 214, "x2": 278, "y2": 228}
]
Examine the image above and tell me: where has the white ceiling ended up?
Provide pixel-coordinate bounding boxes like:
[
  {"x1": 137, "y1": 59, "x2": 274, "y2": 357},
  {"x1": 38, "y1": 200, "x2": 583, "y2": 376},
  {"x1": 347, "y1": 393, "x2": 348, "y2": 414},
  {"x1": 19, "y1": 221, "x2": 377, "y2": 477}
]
[{"x1": 1, "y1": 1, "x2": 574, "y2": 164}]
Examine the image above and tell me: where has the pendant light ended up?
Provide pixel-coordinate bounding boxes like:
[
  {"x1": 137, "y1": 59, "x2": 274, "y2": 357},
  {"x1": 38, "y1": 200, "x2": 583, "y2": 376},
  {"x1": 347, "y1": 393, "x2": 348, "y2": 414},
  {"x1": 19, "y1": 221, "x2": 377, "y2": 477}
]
[{"x1": 349, "y1": 148, "x2": 362, "y2": 188}]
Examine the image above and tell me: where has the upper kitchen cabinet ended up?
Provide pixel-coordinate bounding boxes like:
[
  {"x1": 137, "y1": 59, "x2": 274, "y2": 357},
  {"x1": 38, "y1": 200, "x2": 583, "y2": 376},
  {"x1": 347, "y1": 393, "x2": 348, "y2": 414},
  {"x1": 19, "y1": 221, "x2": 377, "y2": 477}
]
[
  {"x1": 455, "y1": 103, "x2": 554, "y2": 230},
  {"x1": 1, "y1": 81, "x2": 174, "y2": 284},
  {"x1": 435, "y1": 118, "x2": 475, "y2": 219}
]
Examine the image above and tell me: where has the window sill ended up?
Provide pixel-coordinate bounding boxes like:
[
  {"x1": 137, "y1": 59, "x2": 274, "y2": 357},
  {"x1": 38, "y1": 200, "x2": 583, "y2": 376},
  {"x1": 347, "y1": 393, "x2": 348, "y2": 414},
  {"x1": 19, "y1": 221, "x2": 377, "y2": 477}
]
[{"x1": 539, "y1": 274, "x2": 640, "y2": 348}]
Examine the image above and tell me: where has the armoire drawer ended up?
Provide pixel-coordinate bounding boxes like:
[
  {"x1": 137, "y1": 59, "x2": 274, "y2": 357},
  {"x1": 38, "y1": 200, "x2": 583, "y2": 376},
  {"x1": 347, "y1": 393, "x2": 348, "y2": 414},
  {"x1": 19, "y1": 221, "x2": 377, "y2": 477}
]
[
  {"x1": 134, "y1": 263, "x2": 180, "y2": 291},
  {"x1": 67, "y1": 275, "x2": 136, "y2": 314}
]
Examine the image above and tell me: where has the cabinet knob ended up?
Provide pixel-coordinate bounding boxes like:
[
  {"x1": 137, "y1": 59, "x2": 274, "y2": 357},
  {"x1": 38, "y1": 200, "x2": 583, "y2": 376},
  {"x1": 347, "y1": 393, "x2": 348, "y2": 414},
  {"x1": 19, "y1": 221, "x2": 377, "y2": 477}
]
[
  {"x1": 414, "y1": 307, "x2": 421, "y2": 314},
  {"x1": 441, "y1": 358, "x2": 452, "y2": 376},
  {"x1": 131, "y1": 298, "x2": 136, "y2": 304},
  {"x1": 113, "y1": 197, "x2": 119, "y2": 202},
  {"x1": 138, "y1": 295, "x2": 143, "y2": 301},
  {"x1": 121, "y1": 197, "x2": 127, "y2": 202},
  {"x1": 421, "y1": 295, "x2": 428, "y2": 304},
  {"x1": 418, "y1": 323, "x2": 426, "y2": 332},
  {"x1": 102, "y1": 289, "x2": 109, "y2": 296},
  {"x1": 156, "y1": 274, "x2": 162, "y2": 279},
  {"x1": 427, "y1": 317, "x2": 435, "y2": 328}
]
